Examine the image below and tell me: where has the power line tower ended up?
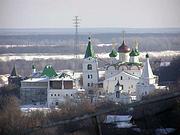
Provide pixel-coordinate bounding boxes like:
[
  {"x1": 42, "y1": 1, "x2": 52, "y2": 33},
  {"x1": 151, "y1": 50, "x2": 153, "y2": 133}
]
[{"x1": 73, "y1": 16, "x2": 80, "y2": 71}]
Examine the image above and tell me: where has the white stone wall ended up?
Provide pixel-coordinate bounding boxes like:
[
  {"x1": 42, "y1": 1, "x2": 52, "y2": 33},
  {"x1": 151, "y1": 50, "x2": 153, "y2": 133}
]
[
  {"x1": 103, "y1": 72, "x2": 139, "y2": 94},
  {"x1": 47, "y1": 89, "x2": 77, "y2": 107},
  {"x1": 82, "y1": 57, "x2": 99, "y2": 90},
  {"x1": 119, "y1": 53, "x2": 130, "y2": 62},
  {"x1": 108, "y1": 93, "x2": 131, "y2": 104},
  {"x1": 130, "y1": 56, "x2": 139, "y2": 63},
  {"x1": 105, "y1": 66, "x2": 119, "y2": 79},
  {"x1": 136, "y1": 83, "x2": 157, "y2": 100}
]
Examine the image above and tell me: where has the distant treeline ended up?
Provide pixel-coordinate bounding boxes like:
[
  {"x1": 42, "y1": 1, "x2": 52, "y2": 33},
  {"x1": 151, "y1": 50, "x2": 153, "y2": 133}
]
[{"x1": 0, "y1": 33, "x2": 180, "y2": 54}]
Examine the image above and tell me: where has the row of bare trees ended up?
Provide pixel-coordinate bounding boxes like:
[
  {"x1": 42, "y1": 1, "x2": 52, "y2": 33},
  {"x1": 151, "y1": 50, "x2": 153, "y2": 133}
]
[{"x1": 0, "y1": 92, "x2": 119, "y2": 135}]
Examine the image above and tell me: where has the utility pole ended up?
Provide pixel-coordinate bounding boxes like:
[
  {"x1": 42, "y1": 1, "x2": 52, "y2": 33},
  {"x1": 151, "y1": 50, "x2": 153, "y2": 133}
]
[{"x1": 73, "y1": 16, "x2": 80, "y2": 71}]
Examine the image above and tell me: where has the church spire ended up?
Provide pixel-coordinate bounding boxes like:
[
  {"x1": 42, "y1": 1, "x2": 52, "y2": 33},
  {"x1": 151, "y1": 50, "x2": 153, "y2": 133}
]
[
  {"x1": 84, "y1": 37, "x2": 95, "y2": 58},
  {"x1": 11, "y1": 65, "x2": 17, "y2": 76}
]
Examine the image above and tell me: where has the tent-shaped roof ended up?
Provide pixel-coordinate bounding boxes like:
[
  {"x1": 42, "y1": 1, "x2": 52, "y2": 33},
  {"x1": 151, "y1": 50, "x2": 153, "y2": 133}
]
[
  {"x1": 141, "y1": 54, "x2": 154, "y2": 79},
  {"x1": 10, "y1": 65, "x2": 17, "y2": 76},
  {"x1": 84, "y1": 37, "x2": 95, "y2": 58},
  {"x1": 41, "y1": 65, "x2": 57, "y2": 78}
]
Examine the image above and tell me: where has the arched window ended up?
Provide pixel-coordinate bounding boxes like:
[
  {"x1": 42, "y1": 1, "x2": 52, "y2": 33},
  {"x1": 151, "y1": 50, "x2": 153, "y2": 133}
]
[{"x1": 87, "y1": 64, "x2": 92, "y2": 70}]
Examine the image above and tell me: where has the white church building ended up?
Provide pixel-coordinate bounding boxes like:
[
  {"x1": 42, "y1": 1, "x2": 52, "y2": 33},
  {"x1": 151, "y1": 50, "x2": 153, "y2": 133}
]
[{"x1": 82, "y1": 36, "x2": 165, "y2": 102}]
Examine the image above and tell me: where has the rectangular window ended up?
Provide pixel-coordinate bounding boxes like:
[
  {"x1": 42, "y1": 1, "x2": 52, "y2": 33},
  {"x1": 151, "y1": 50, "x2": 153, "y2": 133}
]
[
  {"x1": 88, "y1": 83, "x2": 90, "y2": 87},
  {"x1": 64, "y1": 81, "x2": 73, "y2": 89},
  {"x1": 50, "y1": 81, "x2": 62, "y2": 89}
]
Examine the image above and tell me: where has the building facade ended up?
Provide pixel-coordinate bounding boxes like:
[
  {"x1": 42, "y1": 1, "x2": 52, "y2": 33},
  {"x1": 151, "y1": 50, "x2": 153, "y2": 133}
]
[
  {"x1": 21, "y1": 65, "x2": 81, "y2": 106},
  {"x1": 82, "y1": 35, "x2": 164, "y2": 102}
]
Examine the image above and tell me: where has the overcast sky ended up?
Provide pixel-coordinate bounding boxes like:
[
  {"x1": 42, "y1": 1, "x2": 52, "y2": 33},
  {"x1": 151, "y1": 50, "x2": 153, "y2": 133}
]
[{"x1": 0, "y1": 0, "x2": 180, "y2": 28}]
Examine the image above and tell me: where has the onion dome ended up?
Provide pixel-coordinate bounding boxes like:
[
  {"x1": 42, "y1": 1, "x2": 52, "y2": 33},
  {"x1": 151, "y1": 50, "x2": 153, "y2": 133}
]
[
  {"x1": 130, "y1": 49, "x2": 139, "y2": 56},
  {"x1": 109, "y1": 49, "x2": 117, "y2": 57},
  {"x1": 146, "y1": 53, "x2": 149, "y2": 58},
  {"x1": 118, "y1": 40, "x2": 130, "y2": 53},
  {"x1": 130, "y1": 49, "x2": 136, "y2": 57},
  {"x1": 134, "y1": 48, "x2": 140, "y2": 56},
  {"x1": 84, "y1": 37, "x2": 95, "y2": 58}
]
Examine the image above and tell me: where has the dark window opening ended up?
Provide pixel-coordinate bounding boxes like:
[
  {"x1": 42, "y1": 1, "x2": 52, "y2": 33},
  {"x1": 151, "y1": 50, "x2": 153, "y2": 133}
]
[
  {"x1": 87, "y1": 64, "x2": 92, "y2": 70},
  {"x1": 116, "y1": 91, "x2": 120, "y2": 98}
]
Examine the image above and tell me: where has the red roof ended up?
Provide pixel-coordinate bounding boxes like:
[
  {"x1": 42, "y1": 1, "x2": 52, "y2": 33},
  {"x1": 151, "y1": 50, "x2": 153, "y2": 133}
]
[{"x1": 118, "y1": 40, "x2": 130, "y2": 53}]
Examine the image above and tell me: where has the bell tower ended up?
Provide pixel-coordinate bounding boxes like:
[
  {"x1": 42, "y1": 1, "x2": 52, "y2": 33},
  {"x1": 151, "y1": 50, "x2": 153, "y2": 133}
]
[{"x1": 82, "y1": 37, "x2": 99, "y2": 90}]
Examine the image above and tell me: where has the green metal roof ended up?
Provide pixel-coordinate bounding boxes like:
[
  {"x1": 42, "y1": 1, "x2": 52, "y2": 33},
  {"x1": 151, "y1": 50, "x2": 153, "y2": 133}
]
[
  {"x1": 84, "y1": 37, "x2": 95, "y2": 58},
  {"x1": 129, "y1": 49, "x2": 139, "y2": 57},
  {"x1": 109, "y1": 49, "x2": 118, "y2": 57},
  {"x1": 41, "y1": 65, "x2": 57, "y2": 78},
  {"x1": 134, "y1": 48, "x2": 140, "y2": 56}
]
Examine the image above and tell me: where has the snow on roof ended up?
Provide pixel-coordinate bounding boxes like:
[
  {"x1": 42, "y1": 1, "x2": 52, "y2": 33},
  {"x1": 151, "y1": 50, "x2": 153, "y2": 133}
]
[
  {"x1": 22, "y1": 77, "x2": 48, "y2": 83},
  {"x1": 106, "y1": 71, "x2": 139, "y2": 81},
  {"x1": 105, "y1": 115, "x2": 132, "y2": 123},
  {"x1": 77, "y1": 88, "x2": 85, "y2": 92},
  {"x1": 50, "y1": 77, "x2": 73, "y2": 81}
]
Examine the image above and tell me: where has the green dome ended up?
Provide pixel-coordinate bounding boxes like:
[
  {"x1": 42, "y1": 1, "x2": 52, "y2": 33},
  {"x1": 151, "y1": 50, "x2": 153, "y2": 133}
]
[
  {"x1": 109, "y1": 49, "x2": 118, "y2": 57},
  {"x1": 134, "y1": 48, "x2": 140, "y2": 56},
  {"x1": 41, "y1": 65, "x2": 57, "y2": 77},
  {"x1": 129, "y1": 49, "x2": 138, "y2": 57}
]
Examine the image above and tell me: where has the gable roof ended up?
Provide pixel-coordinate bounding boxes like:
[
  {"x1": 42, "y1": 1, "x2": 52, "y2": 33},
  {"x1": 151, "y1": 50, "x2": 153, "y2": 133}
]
[{"x1": 105, "y1": 71, "x2": 139, "y2": 81}]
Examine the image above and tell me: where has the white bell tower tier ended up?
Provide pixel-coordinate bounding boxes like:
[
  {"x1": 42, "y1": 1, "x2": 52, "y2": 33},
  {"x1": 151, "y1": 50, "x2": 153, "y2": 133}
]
[
  {"x1": 118, "y1": 40, "x2": 130, "y2": 63},
  {"x1": 136, "y1": 54, "x2": 157, "y2": 100},
  {"x1": 82, "y1": 37, "x2": 99, "y2": 90}
]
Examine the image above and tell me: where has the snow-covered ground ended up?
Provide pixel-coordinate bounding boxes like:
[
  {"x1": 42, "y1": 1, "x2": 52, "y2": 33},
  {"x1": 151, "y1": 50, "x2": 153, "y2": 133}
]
[
  {"x1": 105, "y1": 115, "x2": 132, "y2": 123},
  {"x1": 20, "y1": 105, "x2": 51, "y2": 113},
  {"x1": 105, "y1": 115, "x2": 133, "y2": 128},
  {"x1": 0, "y1": 74, "x2": 9, "y2": 87},
  {"x1": 0, "y1": 50, "x2": 180, "y2": 61}
]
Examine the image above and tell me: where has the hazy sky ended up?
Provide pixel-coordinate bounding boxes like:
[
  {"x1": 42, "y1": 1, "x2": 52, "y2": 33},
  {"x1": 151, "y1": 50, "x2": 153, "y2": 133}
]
[{"x1": 0, "y1": 0, "x2": 180, "y2": 28}]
